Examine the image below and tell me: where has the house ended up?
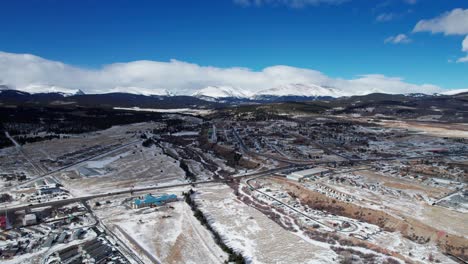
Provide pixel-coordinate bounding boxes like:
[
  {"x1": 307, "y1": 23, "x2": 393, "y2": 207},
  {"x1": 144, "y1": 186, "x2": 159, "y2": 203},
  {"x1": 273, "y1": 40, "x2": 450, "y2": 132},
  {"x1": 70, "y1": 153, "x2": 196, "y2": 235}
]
[{"x1": 132, "y1": 194, "x2": 177, "y2": 209}]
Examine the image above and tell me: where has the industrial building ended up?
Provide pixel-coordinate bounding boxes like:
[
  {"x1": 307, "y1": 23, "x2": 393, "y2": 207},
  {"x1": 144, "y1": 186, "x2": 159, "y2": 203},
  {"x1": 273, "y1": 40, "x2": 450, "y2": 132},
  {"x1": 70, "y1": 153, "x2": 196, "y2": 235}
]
[
  {"x1": 287, "y1": 167, "x2": 329, "y2": 182},
  {"x1": 132, "y1": 194, "x2": 177, "y2": 209},
  {"x1": 36, "y1": 185, "x2": 63, "y2": 195}
]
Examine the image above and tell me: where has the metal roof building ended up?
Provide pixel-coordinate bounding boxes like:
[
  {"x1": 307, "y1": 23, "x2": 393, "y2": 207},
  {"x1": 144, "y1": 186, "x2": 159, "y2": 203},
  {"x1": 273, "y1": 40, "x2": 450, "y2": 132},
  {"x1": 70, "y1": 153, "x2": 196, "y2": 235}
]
[
  {"x1": 287, "y1": 167, "x2": 329, "y2": 181},
  {"x1": 132, "y1": 194, "x2": 177, "y2": 209}
]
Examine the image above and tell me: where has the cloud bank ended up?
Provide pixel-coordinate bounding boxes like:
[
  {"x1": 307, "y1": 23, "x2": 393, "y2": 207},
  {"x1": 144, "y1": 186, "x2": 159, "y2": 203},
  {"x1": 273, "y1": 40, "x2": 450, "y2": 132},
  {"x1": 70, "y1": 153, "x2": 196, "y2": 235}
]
[
  {"x1": 413, "y1": 8, "x2": 468, "y2": 63},
  {"x1": 413, "y1": 8, "x2": 468, "y2": 35},
  {"x1": 0, "y1": 51, "x2": 443, "y2": 96}
]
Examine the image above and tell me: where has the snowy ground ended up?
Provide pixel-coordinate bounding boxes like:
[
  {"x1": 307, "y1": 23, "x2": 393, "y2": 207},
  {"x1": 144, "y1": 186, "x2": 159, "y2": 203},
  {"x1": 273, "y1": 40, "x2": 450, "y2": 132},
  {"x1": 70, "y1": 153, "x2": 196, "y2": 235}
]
[
  {"x1": 378, "y1": 120, "x2": 468, "y2": 138},
  {"x1": 330, "y1": 170, "x2": 468, "y2": 236},
  {"x1": 247, "y1": 174, "x2": 464, "y2": 263},
  {"x1": 0, "y1": 123, "x2": 156, "y2": 190},
  {"x1": 92, "y1": 193, "x2": 228, "y2": 264},
  {"x1": 113, "y1": 107, "x2": 213, "y2": 116},
  {"x1": 194, "y1": 184, "x2": 338, "y2": 264},
  {"x1": 58, "y1": 144, "x2": 187, "y2": 196}
]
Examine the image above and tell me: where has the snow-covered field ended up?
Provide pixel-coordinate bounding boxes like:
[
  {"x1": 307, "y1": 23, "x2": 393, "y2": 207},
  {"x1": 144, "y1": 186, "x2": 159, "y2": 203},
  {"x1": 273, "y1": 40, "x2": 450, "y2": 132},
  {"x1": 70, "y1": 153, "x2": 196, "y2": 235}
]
[
  {"x1": 114, "y1": 107, "x2": 213, "y2": 116},
  {"x1": 194, "y1": 185, "x2": 338, "y2": 264},
  {"x1": 58, "y1": 144, "x2": 186, "y2": 196},
  {"x1": 92, "y1": 195, "x2": 227, "y2": 264},
  {"x1": 333, "y1": 170, "x2": 468, "y2": 236},
  {"x1": 379, "y1": 120, "x2": 468, "y2": 138}
]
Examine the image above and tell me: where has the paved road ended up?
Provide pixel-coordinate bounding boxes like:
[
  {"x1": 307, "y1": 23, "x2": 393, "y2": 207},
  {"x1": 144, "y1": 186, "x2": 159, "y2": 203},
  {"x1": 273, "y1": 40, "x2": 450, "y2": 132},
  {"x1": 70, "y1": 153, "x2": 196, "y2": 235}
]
[
  {"x1": 1, "y1": 163, "x2": 299, "y2": 214},
  {"x1": 0, "y1": 180, "x2": 220, "y2": 214}
]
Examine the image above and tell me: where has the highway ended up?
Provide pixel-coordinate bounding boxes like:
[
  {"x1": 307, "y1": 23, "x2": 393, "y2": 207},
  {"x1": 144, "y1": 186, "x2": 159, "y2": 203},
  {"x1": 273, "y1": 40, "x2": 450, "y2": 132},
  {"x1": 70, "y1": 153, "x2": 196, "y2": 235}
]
[
  {"x1": 0, "y1": 179, "x2": 220, "y2": 214},
  {"x1": 1, "y1": 163, "x2": 302, "y2": 214}
]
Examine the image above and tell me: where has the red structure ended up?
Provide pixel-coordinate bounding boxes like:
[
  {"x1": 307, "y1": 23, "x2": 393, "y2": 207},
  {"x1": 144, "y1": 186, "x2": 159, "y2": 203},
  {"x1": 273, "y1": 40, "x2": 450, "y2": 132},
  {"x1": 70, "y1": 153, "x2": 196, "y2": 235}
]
[{"x1": 0, "y1": 215, "x2": 7, "y2": 229}]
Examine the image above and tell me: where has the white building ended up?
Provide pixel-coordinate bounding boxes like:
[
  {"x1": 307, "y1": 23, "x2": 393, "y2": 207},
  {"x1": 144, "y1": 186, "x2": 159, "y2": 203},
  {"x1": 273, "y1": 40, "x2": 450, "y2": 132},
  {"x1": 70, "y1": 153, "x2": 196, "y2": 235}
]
[
  {"x1": 23, "y1": 214, "x2": 37, "y2": 226},
  {"x1": 287, "y1": 167, "x2": 329, "y2": 181}
]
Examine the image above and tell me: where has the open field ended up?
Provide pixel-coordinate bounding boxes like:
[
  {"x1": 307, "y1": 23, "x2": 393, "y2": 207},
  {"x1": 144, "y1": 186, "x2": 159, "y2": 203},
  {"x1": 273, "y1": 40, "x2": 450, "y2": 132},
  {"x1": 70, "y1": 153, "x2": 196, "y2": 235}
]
[
  {"x1": 57, "y1": 143, "x2": 186, "y2": 196},
  {"x1": 194, "y1": 184, "x2": 338, "y2": 264},
  {"x1": 91, "y1": 191, "x2": 228, "y2": 264},
  {"x1": 378, "y1": 120, "x2": 468, "y2": 138}
]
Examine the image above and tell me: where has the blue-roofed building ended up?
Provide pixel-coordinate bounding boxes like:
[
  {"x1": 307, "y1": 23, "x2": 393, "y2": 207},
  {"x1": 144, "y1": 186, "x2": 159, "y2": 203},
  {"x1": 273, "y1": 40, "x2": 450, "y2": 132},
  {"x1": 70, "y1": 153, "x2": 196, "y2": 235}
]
[{"x1": 132, "y1": 194, "x2": 177, "y2": 209}]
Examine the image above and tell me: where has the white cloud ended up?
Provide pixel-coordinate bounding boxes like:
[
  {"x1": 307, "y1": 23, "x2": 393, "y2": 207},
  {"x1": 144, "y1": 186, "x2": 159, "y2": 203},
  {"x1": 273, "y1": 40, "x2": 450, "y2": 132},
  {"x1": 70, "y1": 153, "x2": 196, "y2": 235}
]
[
  {"x1": 0, "y1": 51, "x2": 443, "y2": 96},
  {"x1": 458, "y1": 35, "x2": 468, "y2": 63},
  {"x1": 376, "y1": 13, "x2": 395, "y2": 22},
  {"x1": 384, "y1": 34, "x2": 412, "y2": 44},
  {"x1": 456, "y1": 55, "x2": 468, "y2": 63},
  {"x1": 462, "y1": 35, "x2": 468, "y2": 52},
  {"x1": 413, "y1": 8, "x2": 468, "y2": 35},
  {"x1": 412, "y1": 8, "x2": 468, "y2": 63},
  {"x1": 233, "y1": 0, "x2": 348, "y2": 8}
]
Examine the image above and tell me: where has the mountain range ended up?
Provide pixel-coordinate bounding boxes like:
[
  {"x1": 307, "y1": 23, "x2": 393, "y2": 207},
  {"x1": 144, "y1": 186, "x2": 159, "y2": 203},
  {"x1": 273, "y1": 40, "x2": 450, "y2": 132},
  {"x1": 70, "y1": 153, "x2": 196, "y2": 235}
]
[
  {"x1": 1, "y1": 83, "x2": 465, "y2": 101},
  {"x1": 1, "y1": 83, "x2": 467, "y2": 109}
]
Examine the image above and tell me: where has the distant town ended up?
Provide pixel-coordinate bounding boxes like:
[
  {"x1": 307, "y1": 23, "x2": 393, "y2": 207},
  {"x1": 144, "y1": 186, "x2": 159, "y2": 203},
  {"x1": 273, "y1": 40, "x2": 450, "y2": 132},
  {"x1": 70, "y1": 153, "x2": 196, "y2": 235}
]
[{"x1": 0, "y1": 90, "x2": 467, "y2": 264}]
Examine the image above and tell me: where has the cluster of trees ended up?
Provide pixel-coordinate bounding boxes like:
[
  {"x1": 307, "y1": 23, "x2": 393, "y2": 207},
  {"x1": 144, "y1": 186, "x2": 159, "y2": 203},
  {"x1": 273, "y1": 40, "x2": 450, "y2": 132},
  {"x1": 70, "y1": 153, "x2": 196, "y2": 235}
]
[
  {"x1": 15, "y1": 134, "x2": 61, "y2": 145},
  {"x1": 142, "y1": 138, "x2": 156, "y2": 148},
  {"x1": 0, "y1": 106, "x2": 166, "y2": 146},
  {"x1": 0, "y1": 193, "x2": 12, "y2": 203},
  {"x1": 179, "y1": 159, "x2": 196, "y2": 182},
  {"x1": 0, "y1": 132, "x2": 12, "y2": 148},
  {"x1": 183, "y1": 190, "x2": 245, "y2": 264}
]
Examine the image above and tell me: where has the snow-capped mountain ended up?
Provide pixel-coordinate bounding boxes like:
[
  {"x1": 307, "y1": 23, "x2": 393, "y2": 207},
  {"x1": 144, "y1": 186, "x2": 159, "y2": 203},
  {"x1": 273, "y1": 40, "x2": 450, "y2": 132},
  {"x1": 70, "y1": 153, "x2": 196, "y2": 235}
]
[
  {"x1": 192, "y1": 83, "x2": 344, "y2": 101},
  {"x1": 108, "y1": 86, "x2": 173, "y2": 96},
  {"x1": 253, "y1": 83, "x2": 343, "y2": 98},
  {"x1": 439, "y1": 88, "x2": 468, "y2": 96},
  {"x1": 192, "y1": 86, "x2": 252, "y2": 99},
  {"x1": 75, "y1": 89, "x2": 86, "y2": 95},
  {"x1": 20, "y1": 84, "x2": 84, "y2": 96},
  {"x1": 0, "y1": 85, "x2": 10, "y2": 90}
]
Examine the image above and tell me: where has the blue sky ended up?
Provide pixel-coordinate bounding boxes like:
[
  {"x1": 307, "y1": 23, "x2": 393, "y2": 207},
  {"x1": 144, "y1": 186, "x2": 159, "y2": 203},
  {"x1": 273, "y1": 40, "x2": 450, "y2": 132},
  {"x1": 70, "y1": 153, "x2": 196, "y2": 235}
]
[{"x1": 0, "y1": 0, "x2": 467, "y2": 93}]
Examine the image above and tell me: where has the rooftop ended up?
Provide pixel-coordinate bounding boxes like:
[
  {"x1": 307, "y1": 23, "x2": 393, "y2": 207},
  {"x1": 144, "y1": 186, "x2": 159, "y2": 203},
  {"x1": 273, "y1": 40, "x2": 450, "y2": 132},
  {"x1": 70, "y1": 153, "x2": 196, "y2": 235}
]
[
  {"x1": 134, "y1": 193, "x2": 177, "y2": 206},
  {"x1": 289, "y1": 167, "x2": 329, "y2": 177}
]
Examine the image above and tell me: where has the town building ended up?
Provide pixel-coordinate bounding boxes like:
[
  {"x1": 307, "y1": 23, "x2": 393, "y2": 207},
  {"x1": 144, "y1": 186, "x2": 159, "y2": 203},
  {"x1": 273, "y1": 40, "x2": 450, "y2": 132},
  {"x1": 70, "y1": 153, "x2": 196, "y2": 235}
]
[
  {"x1": 0, "y1": 215, "x2": 9, "y2": 230},
  {"x1": 132, "y1": 194, "x2": 177, "y2": 209},
  {"x1": 23, "y1": 213, "x2": 37, "y2": 226},
  {"x1": 287, "y1": 167, "x2": 329, "y2": 181}
]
